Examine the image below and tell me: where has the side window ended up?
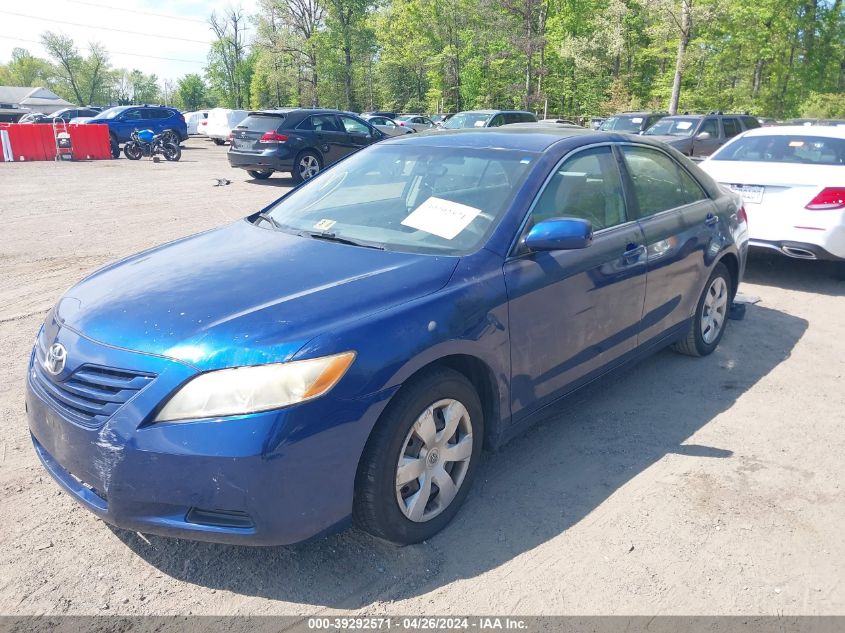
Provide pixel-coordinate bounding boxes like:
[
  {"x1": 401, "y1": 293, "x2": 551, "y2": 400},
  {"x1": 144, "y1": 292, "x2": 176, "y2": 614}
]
[
  {"x1": 530, "y1": 146, "x2": 627, "y2": 230},
  {"x1": 741, "y1": 116, "x2": 761, "y2": 130},
  {"x1": 122, "y1": 109, "x2": 143, "y2": 121},
  {"x1": 297, "y1": 116, "x2": 315, "y2": 131},
  {"x1": 520, "y1": 113, "x2": 536, "y2": 123},
  {"x1": 311, "y1": 114, "x2": 342, "y2": 132},
  {"x1": 722, "y1": 118, "x2": 741, "y2": 138},
  {"x1": 622, "y1": 146, "x2": 705, "y2": 217},
  {"x1": 699, "y1": 118, "x2": 719, "y2": 138},
  {"x1": 489, "y1": 114, "x2": 506, "y2": 127},
  {"x1": 503, "y1": 113, "x2": 519, "y2": 125},
  {"x1": 340, "y1": 115, "x2": 371, "y2": 135}
]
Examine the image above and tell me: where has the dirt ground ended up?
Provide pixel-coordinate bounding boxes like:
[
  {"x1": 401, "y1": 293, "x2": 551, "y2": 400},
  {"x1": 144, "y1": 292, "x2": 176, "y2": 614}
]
[{"x1": 0, "y1": 138, "x2": 843, "y2": 616}]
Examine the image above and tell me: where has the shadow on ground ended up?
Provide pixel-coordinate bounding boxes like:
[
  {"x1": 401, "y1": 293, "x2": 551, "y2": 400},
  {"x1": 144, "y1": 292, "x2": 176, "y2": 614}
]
[
  {"x1": 246, "y1": 175, "x2": 297, "y2": 187},
  {"x1": 113, "y1": 301, "x2": 806, "y2": 608},
  {"x1": 743, "y1": 251, "x2": 844, "y2": 296}
]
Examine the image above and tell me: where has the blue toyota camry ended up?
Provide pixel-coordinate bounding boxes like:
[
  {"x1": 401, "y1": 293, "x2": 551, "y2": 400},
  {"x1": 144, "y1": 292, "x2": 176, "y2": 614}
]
[{"x1": 27, "y1": 128, "x2": 748, "y2": 546}]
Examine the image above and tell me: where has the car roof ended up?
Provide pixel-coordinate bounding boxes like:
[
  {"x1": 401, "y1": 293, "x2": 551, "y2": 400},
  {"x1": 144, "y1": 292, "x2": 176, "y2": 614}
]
[
  {"x1": 386, "y1": 126, "x2": 619, "y2": 151},
  {"x1": 611, "y1": 111, "x2": 666, "y2": 116},
  {"x1": 740, "y1": 125, "x2": 845, "y2": 139}
]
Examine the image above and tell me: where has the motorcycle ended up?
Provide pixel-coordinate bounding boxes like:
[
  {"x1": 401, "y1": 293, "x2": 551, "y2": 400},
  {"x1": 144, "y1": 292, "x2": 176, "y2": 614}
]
[{"x1": 123, "y1": 129, "x2": 181, "y2": 162}]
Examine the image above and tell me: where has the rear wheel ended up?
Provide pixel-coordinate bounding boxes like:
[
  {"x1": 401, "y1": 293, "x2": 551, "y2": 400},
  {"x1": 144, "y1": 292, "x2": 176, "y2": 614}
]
[
  {"x1": 247, "y1": 169, "x2": 273, "y2": 180},
  {"x1": 292, "y1": 151, "x2": 322, "y2": 184},
  {"x1": 673, "y1": 263, "x2": 732, "y2": 357},
  {"x1": 123, "y1": 142, "x2": 142, "y2": 160},
  {"x1": 213, "y1": 138, "x2": 226, "y2": 146},
  {"x1": 110, "y1": 135, "x2": 120, "y2": 159},
  {"x1": 354, "y1": 367, "x2": 483, "y2": 545}
]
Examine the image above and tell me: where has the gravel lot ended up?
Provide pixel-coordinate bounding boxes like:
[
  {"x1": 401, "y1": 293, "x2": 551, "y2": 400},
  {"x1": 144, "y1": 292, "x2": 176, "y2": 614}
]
[{"x1": 1, "y1": 138, "x2": 843, "y2": 616}]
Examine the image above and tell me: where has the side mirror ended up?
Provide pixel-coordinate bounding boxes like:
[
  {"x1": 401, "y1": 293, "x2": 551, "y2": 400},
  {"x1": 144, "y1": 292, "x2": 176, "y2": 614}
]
[
  {"x1": 696, "y1": 131, "x2": 712, "y2": 140},
  {"x1": 524, "y1": 218, "x2": 593, "y2": 251}
]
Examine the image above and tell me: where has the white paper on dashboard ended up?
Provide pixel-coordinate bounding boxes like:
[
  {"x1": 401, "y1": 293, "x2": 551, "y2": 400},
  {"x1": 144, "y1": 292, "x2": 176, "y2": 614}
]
[{"x1": 401, "y1": 197, "x2": 482, "y2": 240}]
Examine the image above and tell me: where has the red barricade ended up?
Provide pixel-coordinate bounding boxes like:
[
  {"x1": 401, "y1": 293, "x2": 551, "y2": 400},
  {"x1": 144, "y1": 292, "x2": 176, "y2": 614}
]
[{"x1": 0, "y1": 123, "x2": 111, "y2": 161}]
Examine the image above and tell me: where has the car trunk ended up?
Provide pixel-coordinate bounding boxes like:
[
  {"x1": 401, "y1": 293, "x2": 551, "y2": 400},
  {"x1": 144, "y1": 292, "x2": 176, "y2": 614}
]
[{"x1": 232, "y1": 115, "x2": 286, "y2": 153}]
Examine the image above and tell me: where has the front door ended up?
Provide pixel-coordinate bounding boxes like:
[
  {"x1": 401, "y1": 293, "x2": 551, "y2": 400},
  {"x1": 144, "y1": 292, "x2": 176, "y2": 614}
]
[
  {"x1": 618, "y1": 145, "x2": 719, "y2": 343},
  {"x1": 308, "y1": 114, "x2": 348, "y2": 165},
  {"x1": 690, "y1": 118, "x2": 722, "y2": 157},
  {"x1": 338, "y1": 115, "x2": 376, "y2": 156},
  {"x1": 504, "y1": 145, "x2": 648, "y2": 421}
]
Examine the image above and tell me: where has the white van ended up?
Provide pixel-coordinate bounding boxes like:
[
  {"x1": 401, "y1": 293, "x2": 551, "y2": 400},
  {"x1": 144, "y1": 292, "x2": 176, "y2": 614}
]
[
  {"x1": 184, "y1": 110, "x2": 209, "y2": 135},
  {"x1": 205, "y1": 108, "x2": 248, "y2": 145}
]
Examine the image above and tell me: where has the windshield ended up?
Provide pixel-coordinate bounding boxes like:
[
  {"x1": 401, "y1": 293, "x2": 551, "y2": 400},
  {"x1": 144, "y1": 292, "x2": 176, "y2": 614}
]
[
  {"x1": 443, "y1": 112, "x2": 491, "y2": 129},
  {"x1": 713, "y1": 135, "x2": 845, "y2": 165},
  {"x1": 260, "y1": 144, "x2": 536, "y2": 255},
  {"x1": 91, "y1": 106, "x2": 128, "y2": 120},
  {"x1": 644, "y1": 117, "x2": 698, "y2": 137},
  {"x1": 237, "y1": 115, "x2": 283, "y2": 132},
  {"x1": 599, "y1": 116, "x2": 644, "y2": 133},
  {"x1": 396, "y1": 115, "x2": 414, "y2": 122}
]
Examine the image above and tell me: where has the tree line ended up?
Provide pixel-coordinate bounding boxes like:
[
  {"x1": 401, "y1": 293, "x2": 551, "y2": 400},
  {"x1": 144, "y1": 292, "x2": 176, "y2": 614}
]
[{"x1": 1, "y1": 0, "x2": 843, "y2": 119}]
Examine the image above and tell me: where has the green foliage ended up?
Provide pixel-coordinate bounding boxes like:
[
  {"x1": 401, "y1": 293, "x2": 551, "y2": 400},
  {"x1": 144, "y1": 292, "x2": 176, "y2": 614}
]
[
  {"x1": 177, "y1": 74, "x2": 211, "y2": 111},
  {"x1": 801, "y1": 92, "x2": 845, "y2": 118}
]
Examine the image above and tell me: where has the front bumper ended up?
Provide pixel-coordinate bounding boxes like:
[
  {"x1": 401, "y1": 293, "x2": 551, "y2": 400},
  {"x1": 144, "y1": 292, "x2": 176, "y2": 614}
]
[
  {"x1": 26, "y1": 324, "x2": 394, "y2": 545},
  {"x1": 228, "y1": 148, "x2": 295, "y2": 172}
]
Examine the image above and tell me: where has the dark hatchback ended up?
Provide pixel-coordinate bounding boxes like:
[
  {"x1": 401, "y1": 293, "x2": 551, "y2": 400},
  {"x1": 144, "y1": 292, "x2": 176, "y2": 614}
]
[{"x1": 228, "y1": 108, "x2": 385, "y2": 183}]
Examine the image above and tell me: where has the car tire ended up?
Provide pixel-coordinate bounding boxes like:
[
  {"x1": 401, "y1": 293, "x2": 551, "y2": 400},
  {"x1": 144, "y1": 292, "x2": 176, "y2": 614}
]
[
  {"x1": 110, "y1": 135, "x2": 120, "y2": 159},
  {"x1": 673, "y1": 262, "x2": 733, "y2": 357},
  {"x1": 123, "y1": 142, "x2": 142, "y2": 160},
  {"x1": 353, "y1": 367, "x2": 484, "y2": 545},
  {"x1": 213, "y1": 138, "x2": 226, "y2": 146},
  {"x1": 292, "y1": 151, "x2": 322, "y2": 184},
  {"x1": 247, "y1": 169, "x2": 273, "y2": 180}
]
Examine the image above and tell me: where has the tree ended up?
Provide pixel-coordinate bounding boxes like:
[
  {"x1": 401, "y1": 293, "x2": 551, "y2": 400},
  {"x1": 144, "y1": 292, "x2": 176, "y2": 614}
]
[
  {"x1": 209, "y1": 9, "x2": 251, "y2": 108},
  {"x1": 325, "y1": 0, "x2": 368, "y2": 110},
  {"x1": 5, "y1": 48, "x2": 54, "y2": 87},
  {"x1": 177, "y1": 74, "x2": 210, "y2": 110},
  {"x1": 41, "y1": 31, "x2": 85, "y2": 103}
]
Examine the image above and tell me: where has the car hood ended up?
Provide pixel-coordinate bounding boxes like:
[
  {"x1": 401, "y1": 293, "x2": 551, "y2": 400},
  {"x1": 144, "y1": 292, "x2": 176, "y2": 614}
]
[
  {"x1": 644, "y1": 135, "x2": 691, "y2": 147},
  {"x1": 55, "y1": 220, "x2": 459, "y2": 371}
]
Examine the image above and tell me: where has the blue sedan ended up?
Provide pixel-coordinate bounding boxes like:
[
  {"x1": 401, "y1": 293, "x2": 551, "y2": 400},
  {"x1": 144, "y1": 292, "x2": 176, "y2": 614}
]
[{"x1": 26, "y1": 128, "x2": 748, "y2": 545}]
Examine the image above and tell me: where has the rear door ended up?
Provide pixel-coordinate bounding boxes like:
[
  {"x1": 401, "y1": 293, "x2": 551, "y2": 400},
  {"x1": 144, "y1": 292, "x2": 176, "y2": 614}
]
[
  {"x1": 619, "y1": 144, "x2": 718, "y2": 343},
  {"x1": 300, "y1": 114, "x2": 347, "y2": 165},
  {"x1": 504, "y1": 145, "x2": 647, "y2": 420}
]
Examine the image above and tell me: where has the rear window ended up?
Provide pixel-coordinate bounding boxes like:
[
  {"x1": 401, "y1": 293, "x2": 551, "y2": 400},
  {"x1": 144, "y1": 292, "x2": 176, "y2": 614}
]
[
  {"x1": 713, "y1": 135, "x2": 845, "y2": 165},
  {"x1": 238, "y1": 115, "x2": 285, "y2": 132}
]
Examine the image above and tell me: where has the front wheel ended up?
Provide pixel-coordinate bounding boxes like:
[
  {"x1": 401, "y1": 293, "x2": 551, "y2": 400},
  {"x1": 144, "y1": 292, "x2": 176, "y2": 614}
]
[
  {"x1": 292, "y1": 151, "x2": 322, "y2": 184},
  {"x1": 247, "y1": 169, "x2": 273, "y2": 180},
  {"x1": 110, "y1": 136, "x2": 120, "y2": 159},
  {"x1": 123, "y1": 142, "x2": 142, "y2": 160},
  {"x1": 354, "y1": 367, "x2": 483, "y2": 545},
  {"x1": 673, "y1": 263, "x2": 733, "y2": 357},
  {"x1": 213, "y1": 138, "x2": 226, "y2": 146},
  {"x1": 161, "y1": 142, "x2": 181, "y2": 161}
]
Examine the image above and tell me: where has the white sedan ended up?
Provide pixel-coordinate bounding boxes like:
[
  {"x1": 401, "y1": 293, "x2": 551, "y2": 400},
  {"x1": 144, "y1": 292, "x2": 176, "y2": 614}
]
[{"x1": 701, "y1": 126, "x2": 845, "y2": 278}]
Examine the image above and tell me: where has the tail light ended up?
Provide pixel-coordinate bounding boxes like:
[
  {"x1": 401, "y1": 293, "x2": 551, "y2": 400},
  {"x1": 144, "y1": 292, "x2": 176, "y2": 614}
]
[
  {"x1": 259, "y1": 131, "x2": 289, "y2": 143},
  {"x1": 398, "y1": 121, "x2": 405, "y2": 126},
  {"x1": 806, "y1": 187, "x2": 845, "y2": 210},
  {"x1": 737, "y1": 206, "x2": 748, "y2": 225},
  {"x1": 226, "y1": 132, "x2": 234, "y2": 142}
]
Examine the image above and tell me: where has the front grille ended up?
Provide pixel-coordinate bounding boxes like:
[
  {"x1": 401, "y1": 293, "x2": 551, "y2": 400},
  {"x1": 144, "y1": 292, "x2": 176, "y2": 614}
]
[{"x1": 30, "y1": 361, "x2": 155, "y2": 429}]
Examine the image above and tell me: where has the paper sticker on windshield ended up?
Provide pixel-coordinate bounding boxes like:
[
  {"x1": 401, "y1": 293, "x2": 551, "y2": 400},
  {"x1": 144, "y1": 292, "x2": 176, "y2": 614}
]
[
  {"x1": 788, "y1": 140, "x2": 805, "y2": 147},
  {"x1": 676, "y1": 121, "x2": 693, "y2": 130},
  {"x1": 631, "y1": 117, "x2": 643, "y2": 123},
  {"x1": 401, "y1": 197, "x2": 482, "y2": 240},
  {"x1": 313, "y1": 218, "x2": 336, "y2": 231},
  {"x1": 474, "y1": 120, "x2": 486, "y2": 127}
]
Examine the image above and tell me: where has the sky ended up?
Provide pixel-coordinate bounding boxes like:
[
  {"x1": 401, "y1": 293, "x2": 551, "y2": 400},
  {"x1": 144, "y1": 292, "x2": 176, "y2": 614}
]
[{"x1": 0, "y1": 0, "x2": 260, "y2": 82}]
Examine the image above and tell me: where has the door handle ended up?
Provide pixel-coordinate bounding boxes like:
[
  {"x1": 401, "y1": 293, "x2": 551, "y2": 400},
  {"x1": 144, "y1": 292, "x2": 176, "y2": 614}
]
[
  {"x1": 705, "y1": 213, "x2": 719, "y2": 226},
  {"x1": 623, "y1": 244, "x2": 645, "y2": 260}
]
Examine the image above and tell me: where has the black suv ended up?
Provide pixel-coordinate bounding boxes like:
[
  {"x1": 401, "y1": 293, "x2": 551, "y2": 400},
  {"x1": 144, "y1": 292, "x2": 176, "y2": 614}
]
[
  {"x1": 643, "y1": 112, "x2": 761, "y2": 157},
  {"x1": 599, "y1": 111, "x2": 668, "y2": 134},
  {"x1": 228, "y1": 109, "x2": 385, "y2": 182}
]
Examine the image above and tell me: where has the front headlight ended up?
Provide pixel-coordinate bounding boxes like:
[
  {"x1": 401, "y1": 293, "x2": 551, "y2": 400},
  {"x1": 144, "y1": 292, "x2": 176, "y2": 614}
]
[{"x1": 154, "y1": 351, "x2": 355, "y2": 422}]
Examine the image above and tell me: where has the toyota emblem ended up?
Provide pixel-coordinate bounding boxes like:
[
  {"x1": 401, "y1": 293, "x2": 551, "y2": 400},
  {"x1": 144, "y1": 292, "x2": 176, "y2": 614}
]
[{"x1": 44, "y1": 343, "x2": 67, "y2": 376}]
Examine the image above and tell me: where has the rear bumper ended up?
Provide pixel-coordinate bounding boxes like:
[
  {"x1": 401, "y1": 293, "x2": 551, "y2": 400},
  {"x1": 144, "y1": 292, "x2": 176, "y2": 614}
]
[
  {"x1": 228, "y1": 149, "x2": 295, "y2": 172},
  {"x1": 749, "y1": 239, "x2": 844, "y2": 262}
]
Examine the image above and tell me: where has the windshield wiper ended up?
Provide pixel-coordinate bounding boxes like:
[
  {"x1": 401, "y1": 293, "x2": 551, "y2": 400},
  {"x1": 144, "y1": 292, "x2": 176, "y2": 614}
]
[
  {"x1": 297, "y1": 231, "x2": 385, "y2": 250},
  {"x1": 255, "y1": 212, "x2": 284, "y2": 230}
]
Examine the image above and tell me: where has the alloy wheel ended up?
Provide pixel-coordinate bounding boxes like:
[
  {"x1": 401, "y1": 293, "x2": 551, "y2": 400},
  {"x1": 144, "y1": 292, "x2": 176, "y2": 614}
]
[
  {"x1": 298, "y1": 155, "x2": 320, "y2": 180},
  {"x1": 701, "y1": 276, "x2": 728, "y2": 344},
  {"x1": 395, "y1": 398, "x2": 473, "y2": 522}
]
